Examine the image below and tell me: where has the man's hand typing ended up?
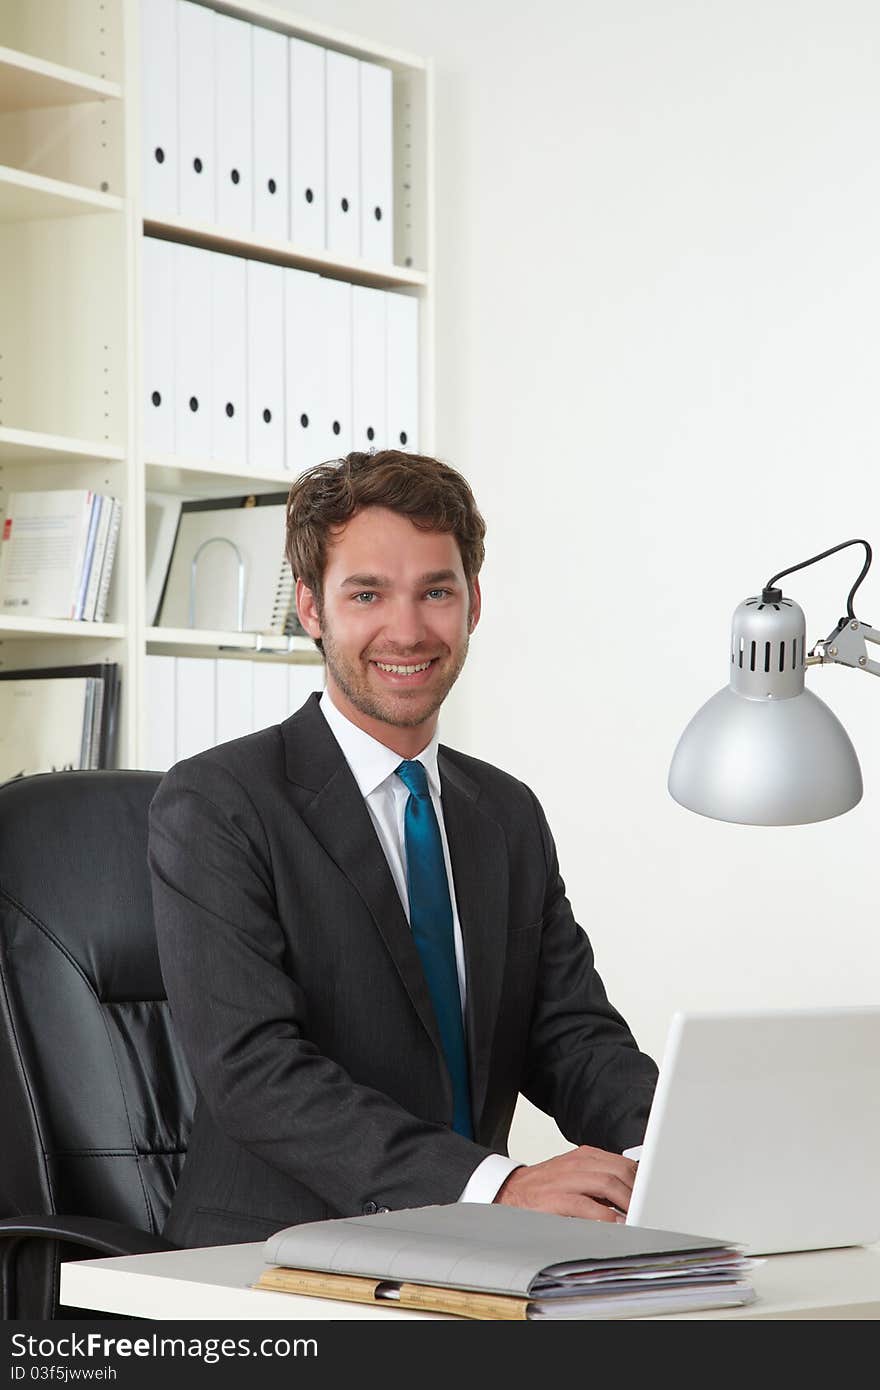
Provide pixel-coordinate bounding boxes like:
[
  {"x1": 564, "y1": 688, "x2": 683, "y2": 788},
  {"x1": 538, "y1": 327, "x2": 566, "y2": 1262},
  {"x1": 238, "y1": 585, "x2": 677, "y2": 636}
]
[{"x1": 493, "y1": 1145, "x2": 638, "y2": 1222}]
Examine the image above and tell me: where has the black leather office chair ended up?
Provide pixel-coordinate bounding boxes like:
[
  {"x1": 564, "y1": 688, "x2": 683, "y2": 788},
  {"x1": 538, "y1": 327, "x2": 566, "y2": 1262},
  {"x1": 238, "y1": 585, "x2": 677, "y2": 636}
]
[{"x1": 0, "y1": 771, "x2": 196, "y2": 1319}]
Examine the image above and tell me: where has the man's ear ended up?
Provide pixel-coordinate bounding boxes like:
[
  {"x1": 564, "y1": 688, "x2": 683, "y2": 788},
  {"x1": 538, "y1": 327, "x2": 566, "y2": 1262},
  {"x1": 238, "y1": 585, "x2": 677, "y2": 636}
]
[
  {"x1": 468, "y1": 576, "x2": 482, "y2": 633},
  {"x1": 296, "y1": 578, "x2": 322, "y2": 639}
]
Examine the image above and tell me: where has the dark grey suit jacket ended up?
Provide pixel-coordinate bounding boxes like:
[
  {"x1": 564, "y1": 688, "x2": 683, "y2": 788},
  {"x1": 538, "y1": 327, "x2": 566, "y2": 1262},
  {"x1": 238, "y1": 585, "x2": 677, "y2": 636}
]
[{"x1": 148, "y1": 692, "x2": 658, "y2": 1248}]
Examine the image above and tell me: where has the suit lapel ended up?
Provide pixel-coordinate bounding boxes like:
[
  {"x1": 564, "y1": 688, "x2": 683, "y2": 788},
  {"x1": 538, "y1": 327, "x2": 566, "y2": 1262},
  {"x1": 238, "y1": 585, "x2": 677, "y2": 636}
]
[
  {"x1": 439, "y1": 753, "x2": 509, "y2": 1136},
  {"x1": 282, "y1": 697, "x2": 451, "y2": 1107}
]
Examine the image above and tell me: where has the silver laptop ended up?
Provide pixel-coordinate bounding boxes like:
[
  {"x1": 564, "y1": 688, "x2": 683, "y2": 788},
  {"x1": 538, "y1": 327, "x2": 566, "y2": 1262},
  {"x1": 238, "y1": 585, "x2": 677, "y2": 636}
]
[{"x1": 626, "y1": 1006, "x2": 880, "y2": 1255}]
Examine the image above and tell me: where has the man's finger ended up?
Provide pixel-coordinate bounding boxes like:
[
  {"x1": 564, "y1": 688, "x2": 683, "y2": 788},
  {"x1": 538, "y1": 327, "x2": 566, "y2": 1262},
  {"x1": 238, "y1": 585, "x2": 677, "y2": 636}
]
[
  {"x1": 570, "y1": 1172, "x2": 634, "y2": 1212},
  {"x1": 567, "y1": 1150, "x2": 638, "y2": 1190}
]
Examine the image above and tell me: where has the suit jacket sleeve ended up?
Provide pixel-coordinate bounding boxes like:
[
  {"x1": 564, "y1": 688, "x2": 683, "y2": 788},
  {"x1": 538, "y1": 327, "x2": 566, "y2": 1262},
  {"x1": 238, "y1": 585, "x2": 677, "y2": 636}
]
[
  {"x1": 148, "y1": 758, "x2": 496, "y2": 1215},
  {"x1": 519, "y1": 786, "x2": 658, "y2": 1153}
]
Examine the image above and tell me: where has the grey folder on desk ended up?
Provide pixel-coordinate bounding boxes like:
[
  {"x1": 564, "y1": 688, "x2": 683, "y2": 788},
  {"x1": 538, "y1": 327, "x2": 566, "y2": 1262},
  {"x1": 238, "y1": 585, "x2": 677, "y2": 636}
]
[{"x1": 263, "y1": 1203, "x2": 754, "y2": 1319}]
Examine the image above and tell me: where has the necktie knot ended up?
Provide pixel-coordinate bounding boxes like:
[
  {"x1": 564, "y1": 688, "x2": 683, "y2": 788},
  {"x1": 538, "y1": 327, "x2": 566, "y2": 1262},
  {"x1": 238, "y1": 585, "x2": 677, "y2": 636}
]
[{"x1": 396, "y1": 759, "x2": 430, "y2": 799}]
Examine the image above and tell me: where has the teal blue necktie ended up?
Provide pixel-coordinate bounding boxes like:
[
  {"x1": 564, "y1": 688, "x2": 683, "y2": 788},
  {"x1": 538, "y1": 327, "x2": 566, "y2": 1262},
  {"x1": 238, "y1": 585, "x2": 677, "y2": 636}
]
[{"x1": 396, "y1": 759, "x2": 473, "y2": 1138}]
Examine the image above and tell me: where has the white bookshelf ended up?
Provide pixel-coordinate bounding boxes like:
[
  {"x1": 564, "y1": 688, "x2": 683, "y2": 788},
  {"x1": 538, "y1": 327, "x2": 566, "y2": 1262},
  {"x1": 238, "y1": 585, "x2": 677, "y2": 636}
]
[
  {"x1": 0, "y1": 617, "x2": 125, "y2": 641},
  {"x1": 0, "y1": 0, "x2": 434, "y2": 770},
  {"x1": 145, "y1": 452, "x2": 294, "y2": 497},
  {"x1": 146, "y1": 627, "x2": 316, "y2": 657},
  {"x1": 0, "y1": 46, "x2": 122, "y2": 112},
  {"x1": 0, "y1": 165, "x2": 124, "y2": 221},
  {"x1": 144, "y1": 216, "x2": 428, "y2": 290},
  {"x1": 0, "y1": 429, "x2": 126, "y2": 466}
]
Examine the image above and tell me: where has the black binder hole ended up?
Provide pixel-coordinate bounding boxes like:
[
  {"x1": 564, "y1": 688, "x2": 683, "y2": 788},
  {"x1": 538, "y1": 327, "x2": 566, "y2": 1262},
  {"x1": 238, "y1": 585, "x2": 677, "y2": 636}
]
[
  {"x1": 305, "y1": 188, "x2": 314, "y2": 203},
  {"x1": 189, "y1": 396, "x2": 199, "y2": 412},
  {"x1": 341, "y1": 197, "x2": 349, "y2": 212},
  {"x1": 263, "y1": 408, "x2": 272, "y2": 424},
  {"x1": 399, "y1": 431, "x2": 408, "y2": 445},
  {"x1": 193, "y1": 157, "x2": 203, "y2": 174},
  {"x1": 151, "y1": 390, "x2": 161, "y2": 407},
  {"x1": 225, "y1": 402, "x2": 234, "y2": 418},
  {"x1": 367, "y1": 426, "x2": 375, "y2": 441},
  {"x1": 374, "y1": 206, "x2": 382, "y2": 221},
  {"x1": 332, "y1": 421, "x2": 341, "y2": 436},
  {"x1": 268, "y1": 178, "x2": 277, "y2": 194},
  {"x1": 300, "y1": 413, "x2": 309, "y2": 429},
  {"x1": 231, "y1": 168, "x2": 240, "y2": 185},
  {"x1": 154, "y1": 147, "x2": 165, "y2": 165}
]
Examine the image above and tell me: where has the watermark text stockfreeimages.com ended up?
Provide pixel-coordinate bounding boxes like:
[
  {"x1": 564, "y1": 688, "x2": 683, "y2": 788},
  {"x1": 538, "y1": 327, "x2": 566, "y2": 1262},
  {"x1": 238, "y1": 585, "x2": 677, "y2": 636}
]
[{"x1": 10, "y1": 1333, "x2": 317, "y2": 1369}]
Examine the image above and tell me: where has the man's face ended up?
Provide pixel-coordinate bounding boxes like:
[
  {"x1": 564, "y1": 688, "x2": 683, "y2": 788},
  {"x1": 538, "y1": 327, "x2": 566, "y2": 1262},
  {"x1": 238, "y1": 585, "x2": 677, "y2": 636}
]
[{"x1": 296, "y1": 506, "x2": 480, "y2": 750}]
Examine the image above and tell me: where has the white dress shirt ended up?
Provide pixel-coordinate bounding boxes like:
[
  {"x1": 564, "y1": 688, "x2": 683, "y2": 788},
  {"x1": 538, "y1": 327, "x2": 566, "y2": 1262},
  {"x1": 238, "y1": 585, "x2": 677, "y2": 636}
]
[{"x1": 319, "y1": 690, "x2": 520, "y2": 1203}]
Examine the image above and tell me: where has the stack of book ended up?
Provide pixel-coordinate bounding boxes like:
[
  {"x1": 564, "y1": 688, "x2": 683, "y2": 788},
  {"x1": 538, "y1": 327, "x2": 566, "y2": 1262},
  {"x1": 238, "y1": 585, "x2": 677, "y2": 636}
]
[
  {"x1": 255, "y1": 1203, "x2": 755, "y2": 1320},
  {"x1": 0, "y1": 663, "x2": 120, "y2": 783},
  {"x1": 0, "y1": 490, "x2": 122, "y2": 622}
]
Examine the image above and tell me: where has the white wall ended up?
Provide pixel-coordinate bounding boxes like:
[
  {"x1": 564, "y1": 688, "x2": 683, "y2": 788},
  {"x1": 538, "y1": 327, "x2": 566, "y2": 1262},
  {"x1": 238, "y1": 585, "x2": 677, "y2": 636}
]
[{"x1": 280, "y1": 0, "x2": 880, "y2": 1160}]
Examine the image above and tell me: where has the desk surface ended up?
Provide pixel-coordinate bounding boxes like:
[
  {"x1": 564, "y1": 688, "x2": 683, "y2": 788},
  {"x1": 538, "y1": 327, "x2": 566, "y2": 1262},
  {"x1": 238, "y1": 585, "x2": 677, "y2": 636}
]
[{"x1": 61, "y1": 1240, "x2": 880, "y2": 1320}]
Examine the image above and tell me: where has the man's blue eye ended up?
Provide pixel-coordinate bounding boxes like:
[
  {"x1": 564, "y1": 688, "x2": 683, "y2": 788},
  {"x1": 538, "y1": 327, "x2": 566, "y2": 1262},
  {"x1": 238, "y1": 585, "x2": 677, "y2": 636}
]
[
  {"x1": 426, "y1": 589, "x2": 450, "y2": 599},
  {"x1": 354, "y1": 592, "x2": 376, "y2": 603}
]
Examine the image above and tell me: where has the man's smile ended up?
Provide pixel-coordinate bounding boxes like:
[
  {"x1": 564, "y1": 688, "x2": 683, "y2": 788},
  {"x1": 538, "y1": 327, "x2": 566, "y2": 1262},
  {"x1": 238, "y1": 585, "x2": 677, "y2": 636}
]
[{"x1": 369, "y1": 657, "x2": 440, "y2": 685}]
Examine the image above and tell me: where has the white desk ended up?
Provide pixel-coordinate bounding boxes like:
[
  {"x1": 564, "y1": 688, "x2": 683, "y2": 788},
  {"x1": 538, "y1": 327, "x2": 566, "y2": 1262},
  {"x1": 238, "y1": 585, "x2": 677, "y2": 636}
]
[{"x1": 61, "y1": 1241, "x2": 880, "y2": 1320}]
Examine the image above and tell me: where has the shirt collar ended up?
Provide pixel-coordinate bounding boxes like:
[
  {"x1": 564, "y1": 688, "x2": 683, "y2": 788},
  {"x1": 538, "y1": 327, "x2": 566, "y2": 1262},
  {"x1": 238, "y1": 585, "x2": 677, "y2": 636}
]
[{"x1": 319, "y1": 690, "x2": 441, "y2": 799}]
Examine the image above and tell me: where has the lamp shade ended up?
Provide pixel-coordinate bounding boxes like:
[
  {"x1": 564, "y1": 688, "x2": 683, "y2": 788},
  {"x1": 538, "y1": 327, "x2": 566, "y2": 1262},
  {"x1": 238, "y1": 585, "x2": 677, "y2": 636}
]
[{"x1": 669, "y1": 593, "x2": 863, "y2": 825}]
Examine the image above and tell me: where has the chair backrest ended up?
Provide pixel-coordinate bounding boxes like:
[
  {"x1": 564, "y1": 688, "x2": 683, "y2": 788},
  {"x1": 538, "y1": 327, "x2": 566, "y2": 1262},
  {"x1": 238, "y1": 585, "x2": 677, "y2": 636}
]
[{"x1": 0, "y1": 771, "x2": 195, "y2": 1257}]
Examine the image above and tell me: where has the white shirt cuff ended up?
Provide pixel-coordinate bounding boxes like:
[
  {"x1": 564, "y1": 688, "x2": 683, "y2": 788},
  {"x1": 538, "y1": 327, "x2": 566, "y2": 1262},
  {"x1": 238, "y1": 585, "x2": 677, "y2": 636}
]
[
  {"x1": 458, "y1": 1154, "x2": 523, "y2": 1203},
  {"x1": 622, "y1": 1145, "x2": 643, "y2": 1160}
]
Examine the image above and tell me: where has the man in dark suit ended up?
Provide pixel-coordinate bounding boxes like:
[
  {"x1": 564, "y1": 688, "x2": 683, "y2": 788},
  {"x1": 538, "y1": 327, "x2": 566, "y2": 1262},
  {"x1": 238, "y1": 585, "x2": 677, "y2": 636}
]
[{"x1": 149, "y1": 450, "x2": 658, "y2": 1248}]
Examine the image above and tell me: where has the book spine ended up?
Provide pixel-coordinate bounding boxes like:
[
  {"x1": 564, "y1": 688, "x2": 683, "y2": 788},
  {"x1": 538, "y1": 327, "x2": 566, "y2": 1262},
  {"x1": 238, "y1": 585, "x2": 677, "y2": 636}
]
[
  {"x1": 96, "y1": 662, "x2": 119, "y2": 769},
  {"x1": 79, "y1": 679, "x2": 95, "y2": 769},
  {"x1": 0, "y1": 497, "x2": 18, "y2": 606},
  {"x1": 270, "y1": 556, "x2": 294, "y2": 635},
  {"x1": 73, "y1": 492, "x2": 100, "y2": 620},
  {"x1": 89, "y1": 679, "x2": 105, "y2": 768},
  {"x1": 93, "y1": 500, "x2": 122, "y2": 624},
  {"x1": 83, "y1": 495, "x2": 111, "y2": 622}
]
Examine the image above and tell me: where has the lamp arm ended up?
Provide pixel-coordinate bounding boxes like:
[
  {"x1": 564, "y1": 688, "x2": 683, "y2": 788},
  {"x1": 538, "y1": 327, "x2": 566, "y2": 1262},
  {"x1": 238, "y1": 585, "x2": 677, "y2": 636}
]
[{"x1": 807, "y1": 619, "x2": 880, "y2": 677}]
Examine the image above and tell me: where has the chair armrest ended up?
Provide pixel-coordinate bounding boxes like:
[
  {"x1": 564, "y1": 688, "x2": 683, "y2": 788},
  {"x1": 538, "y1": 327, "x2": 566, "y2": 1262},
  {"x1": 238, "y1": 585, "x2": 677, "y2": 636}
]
[
  {"x1": 0, "y1": 1214, "x2": 176, "y2": 1257},
  {"x1": 0, "y1": 1215, "x2": 177, "y2": 1317}
]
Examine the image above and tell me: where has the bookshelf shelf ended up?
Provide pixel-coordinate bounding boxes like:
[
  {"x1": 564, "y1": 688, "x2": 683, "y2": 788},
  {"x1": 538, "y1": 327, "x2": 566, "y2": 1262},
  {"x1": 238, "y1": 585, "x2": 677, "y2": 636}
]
[
  {"x1": 145, "y1": 455, "x2": 292, "y2": 498},
  {"x1": 144, "y1": 217, "x2": 427, "y2": 290},
  {"x1": 0, "y1": 46, "x2": 122, "y2": 112},
  {"x1": 146, "y1": 627, "x2": 321, "y2": 662},
  {"x1": 0, "y1": 617, "x2": 125, "y2": 640},
  {"x1": 0, "y1": 165, "x2": 123, "y2": 223},
  {"x1": 0, "y1": 428, "x2": 125, "y2": 466}
]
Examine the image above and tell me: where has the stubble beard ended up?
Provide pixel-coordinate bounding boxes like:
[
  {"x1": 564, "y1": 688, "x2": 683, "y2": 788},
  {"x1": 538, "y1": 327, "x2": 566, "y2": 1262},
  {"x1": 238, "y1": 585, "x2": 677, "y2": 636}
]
[{"x1": 319, "y1": 616, "x2": 470, "y2": 730}]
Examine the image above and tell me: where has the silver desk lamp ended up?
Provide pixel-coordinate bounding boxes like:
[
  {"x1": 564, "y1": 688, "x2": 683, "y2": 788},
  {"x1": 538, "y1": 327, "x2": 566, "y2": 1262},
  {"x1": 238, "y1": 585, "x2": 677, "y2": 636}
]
[{"x1": 669, "y1": 539, "x2": 879, "y2": 825}]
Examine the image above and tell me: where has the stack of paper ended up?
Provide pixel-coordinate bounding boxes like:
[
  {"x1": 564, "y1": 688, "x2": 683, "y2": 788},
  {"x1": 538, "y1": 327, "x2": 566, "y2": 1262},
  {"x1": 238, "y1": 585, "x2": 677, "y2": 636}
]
[
  {"x1": 256, "y1": 1203, "x2": 755, "y2": 1320},
  {"x1": 0, "y1": 490, "x2": 122, "y2": 622},
  {"x1": 0, "y1": 663, "x2": 121, "y2": 783}
]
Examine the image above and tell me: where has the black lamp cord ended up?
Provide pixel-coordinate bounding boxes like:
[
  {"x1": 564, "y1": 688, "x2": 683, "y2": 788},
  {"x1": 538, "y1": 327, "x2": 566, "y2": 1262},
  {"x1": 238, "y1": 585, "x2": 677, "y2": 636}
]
[{"x1": 761, "y1": 539, "x2": 873, "y2": 628}]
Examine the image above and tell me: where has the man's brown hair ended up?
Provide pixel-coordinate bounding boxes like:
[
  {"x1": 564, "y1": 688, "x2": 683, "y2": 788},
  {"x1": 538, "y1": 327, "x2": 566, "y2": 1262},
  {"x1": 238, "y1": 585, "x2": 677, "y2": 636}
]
[{"x1": 286, "y1": 450, "x2": 487, "y2": 607}]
